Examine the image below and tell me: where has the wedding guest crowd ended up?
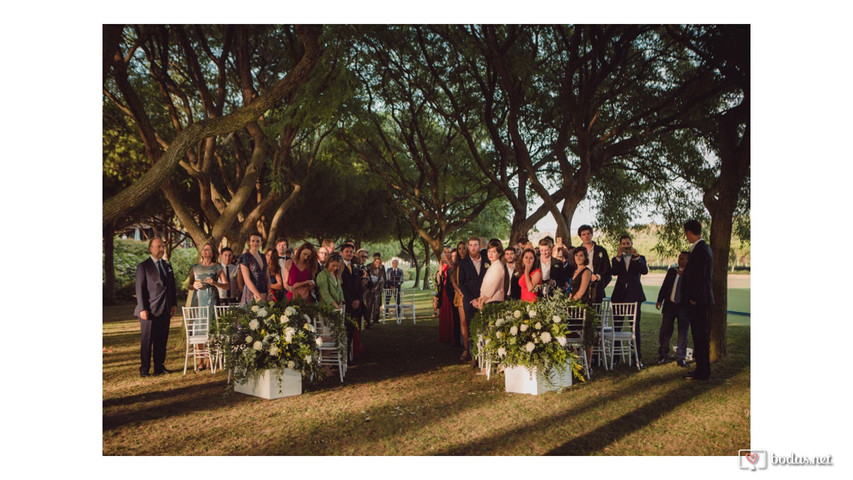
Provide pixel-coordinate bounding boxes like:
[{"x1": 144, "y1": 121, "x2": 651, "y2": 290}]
[{"x1": 136, "y1": 221, "x2": 711, "y2": 379}]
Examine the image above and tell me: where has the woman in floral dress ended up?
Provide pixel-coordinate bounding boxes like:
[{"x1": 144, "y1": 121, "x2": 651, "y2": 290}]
[{"x1": 239, "y1": 233, "x2": 268, "y2": 305}]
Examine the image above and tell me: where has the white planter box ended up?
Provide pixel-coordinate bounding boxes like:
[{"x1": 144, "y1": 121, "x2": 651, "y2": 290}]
[
  {"x1": 234, "y1": 368, "x2": 302, "y2": 399},
  {"x1": 504, "y1": 363, "x2": 573, "y2": 395}
]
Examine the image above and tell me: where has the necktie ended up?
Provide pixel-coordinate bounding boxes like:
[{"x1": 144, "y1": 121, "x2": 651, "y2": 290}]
[
  {"x1": 156, "y1": 260, "x2": 167, "y2": 280},
  {"x1": 346, "y1": 262, "x2": 352, "y2": 274}
]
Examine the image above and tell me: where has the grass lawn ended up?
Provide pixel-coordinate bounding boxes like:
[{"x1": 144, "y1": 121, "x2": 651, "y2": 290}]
[{"x1": 103, "y1": 286, "x2": 749, "y2": 456}]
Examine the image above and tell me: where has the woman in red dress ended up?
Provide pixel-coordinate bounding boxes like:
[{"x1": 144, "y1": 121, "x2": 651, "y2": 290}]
[
  {"x1": 437, "y1": 246, "x2": 455, "y2": 343},
  {"x1": 283, "y1": 242, "x2": 318, "y2": 302},
  {"x1": 518, "y1": 248, "x2": 542, "y2": 303}
]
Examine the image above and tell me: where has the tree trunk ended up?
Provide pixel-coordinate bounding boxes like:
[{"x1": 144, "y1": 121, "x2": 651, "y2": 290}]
[
  {"x1": 421, "y1": 239, "x2": 431, "y2": 290},
  {"x1": 103, "y1": 222, "x2": 116, "y2": 304}
]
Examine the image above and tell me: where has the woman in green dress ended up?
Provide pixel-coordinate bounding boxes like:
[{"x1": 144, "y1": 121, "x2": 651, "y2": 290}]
[
  {"x1": 316, "y1": 253, "x2": 344, "y2": 309},
  {"x1": 188, "y1": 242, "x2": 229, "y2": 371}
]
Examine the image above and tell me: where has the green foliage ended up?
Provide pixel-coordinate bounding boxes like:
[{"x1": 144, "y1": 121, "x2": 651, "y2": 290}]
[
  {"x1": 470, "y1": 295, "x2": 591, "y2": 384},
  {"x1": 106, "y1": 238, "x2": 198, "y2": 295},
  {"x1": 218, "y1": 299, "x2": 333, "y2": 392}
]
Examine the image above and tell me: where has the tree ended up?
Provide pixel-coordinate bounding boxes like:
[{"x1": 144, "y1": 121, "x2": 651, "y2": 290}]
[
  {"x1": 102, "y1": 24, "x2": 324, "y2": 248},
  {"x1": 338, "y1": 26, "x2": 502, "y2": 263}
]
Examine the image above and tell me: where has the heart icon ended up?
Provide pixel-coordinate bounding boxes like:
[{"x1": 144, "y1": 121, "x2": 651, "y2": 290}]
[{"x1": 746, "y1": 452, "x2": 759, "y2": 464}]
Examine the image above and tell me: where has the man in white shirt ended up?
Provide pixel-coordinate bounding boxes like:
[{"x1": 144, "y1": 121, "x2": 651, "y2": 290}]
[
  {"x1": 217, "y1": 247, "x2": 240, "y2": 303},
  {"x1": 504, "y1": 247, "x2": 520, "y2": 299},
  {"x1": 275, "y1": 238, "x2": 289, "y2": 274},
  {"x1": 538, "y1": 238, "x2": 567, "y2": 296},
  {"x1": 655, "y1": 251, "x2": 690, "y2": 367}
]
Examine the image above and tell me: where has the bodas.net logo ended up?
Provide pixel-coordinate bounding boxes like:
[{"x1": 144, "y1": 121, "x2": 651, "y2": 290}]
[{"x1": 738, "y1": 450, "x2": 768, "y2": 471}]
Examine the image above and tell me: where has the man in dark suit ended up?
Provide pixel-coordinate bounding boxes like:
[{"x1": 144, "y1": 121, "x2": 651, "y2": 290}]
[
  {"x1": 386, "y1": 259, "x2": 405, "y2": 316},
  {"x1": 681, "y1": 220, "x2": 714, "y2": 381},
  {"x1": 537, "y1": 238, "x2": 568, "y2": 298},
  {"x1": 457, "y1": 237, "x2": 487, "y2": 362},
  {"x1": 340, "y1": 244, "x2": 363, "y2": 359},
  {"x1": 503, "y1": 247, "x2": 522, "y2": 300},
  {"x1": 610, "y1": 234, "x2": 649, "y2": 365},
  {"x1": 576, "y1": 225, "x2": 612, "y2": 304},
  {"x1": 656, "y1": 251, "x2": 690, "y2": 367},
  {"x1": 134, "y1": 237, "x2": 177, "y2": 377}
]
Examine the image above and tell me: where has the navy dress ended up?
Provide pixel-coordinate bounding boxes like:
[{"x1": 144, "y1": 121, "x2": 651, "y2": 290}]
[{"x1": 238, "y1": 252, "x2": 268, "y2": 305}]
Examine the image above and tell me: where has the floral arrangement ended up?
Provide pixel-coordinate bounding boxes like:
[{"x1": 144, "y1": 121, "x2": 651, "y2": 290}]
[
  {"x1": 217, "y1": 299, "x2": 328, "y2": 391},
  {"x1": 470, "y1": 293, "x2": 595, "y2": 383}
]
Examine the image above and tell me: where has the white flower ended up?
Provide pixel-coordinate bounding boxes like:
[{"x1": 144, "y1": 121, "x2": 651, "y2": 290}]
[
  {"x1": 535, "y1": 322, "x2": 542, "y2": 330},
  {"x1": 304, "y1": 322, "x2": 316, "y2": 333},
  {"x1": 525, "y1": 342, "x2": 535, "y2": 352},
  {"x1": 513, "y1": 310, "x2": 522, "y2": 319},
  {"x1": 245, "y1": 335, "x2": 253, "y2": 344},
  {"x1": 496, "y1": 331, "x2": 503, "y2": 339},
  {"x1": 304, "y1": 314, "x2": 312, "y2": 323},
  {"x1": 485, "y1": 338, "x2": 491, "y2": 345},
  {"x1": 251, "y1": 305, "x2": 259, "y2": 312},
  {"x1": 253, "y1": 341, "x2": 263, "y2": 351},
  {"x1": 528, "y1": 309, "x2": 537, "y2": 318},
  {"x1": 520, "y1": 324, "x2": 528, "y2": 332},
  {"x1": 315, "y1": 337, "x2": 323, "y2": 347},
  {"x1": 495, "y1": 319, "x2": 504, "y2": 327},
  {"x1": 540, "y1": 332, "x2": 552, "y2": 343},
  {"x1": 284, "y1": 327, "x2": 295, "y2": 343},
  {"x1": 510, "y1": 326, "x2": 518, "y2": 336},
  {"x1": 556, "y1": 336, "x2": 567, "y2": 346},
  {"x1": 257, "y1": 308, "x2": 268, "y2": 317},
  {"x1": 248, "y1": 319, "x2": 259, "y2": 330},
  {"x1": 269, "y1": 345, "x2": 279, "y2": 356},
  {"x1": 285, "y1": 306, "x2": 297, "y2": 316},
  {"x1": 552, "y1": 315, "x2": 561, "y2": 323},
  {"x1": 497, "y1": 347, "x2": 507, "y2": 358},
  {"x1": 280, "y1": 316, "x2": 287, "y2": 324},
  {"x1": 287, "y1": 360, "x2": 296, "y2": 369},
  {"x1": 304, "y1": 354, "x2": 313, "y2": 364}
]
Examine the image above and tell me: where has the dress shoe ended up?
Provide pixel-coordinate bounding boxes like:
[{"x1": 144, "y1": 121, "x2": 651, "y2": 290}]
[
  {"x1": 676, "y1": 359, "x2": 688, "y2": 368},
  {"x1": 140, "y1": 370, "x2": 150, "y2": 378},
  {"x1": 153, "y1": 366, "x2": 173, "y2": 375},
  {"x1": 656, "y1": 356, "x2": 668, "y2": 365}
]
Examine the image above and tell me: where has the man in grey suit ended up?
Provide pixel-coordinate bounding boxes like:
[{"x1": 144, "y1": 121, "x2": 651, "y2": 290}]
[
  {"x1": 681, "y1": 220, "x2": 714, "y2": 381},
  {"x1": 134, "y1": 238, "x2": 177, "y2": 377}
]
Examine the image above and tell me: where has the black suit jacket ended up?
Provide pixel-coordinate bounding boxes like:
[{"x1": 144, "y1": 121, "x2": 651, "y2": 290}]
[
  {"x1": 506, "y1": 266, "x2": 522, "y2": 300},
  {"x1": 340, "y1": 261, "x2": 363, "y2": 309},
  {"x1": 458, "y1": 256, "x2": 487, "y2": 304},
  {"x1": 134, "y1": 258, "x2": 177, "y2": 319},
  {"x1": 656, "y1": 267, "x2": 683, "y2": 308},
  {"x1": 610, "y1": 254, "x2": 648, "y2": 302},
  {"x1": 539, "y1": 257, "x2": 568, "y2": 289},
  {"x1": 682, "y1": 240, "x2": 714, "y2": 307}
]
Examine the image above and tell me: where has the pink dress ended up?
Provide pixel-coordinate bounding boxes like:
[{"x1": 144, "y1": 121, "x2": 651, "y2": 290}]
[{"x1": 287, "y1": 262, "x2": 314, "y2": 301}]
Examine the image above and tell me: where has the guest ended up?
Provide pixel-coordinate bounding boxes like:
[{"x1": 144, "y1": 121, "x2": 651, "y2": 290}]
[
  {"x1": 238, "y1": 232, "x2": 268, "y2": 305},
  {"x1": 656, "y1": 251, "x2": 691, "y2": 367},
  {"x1": 188, "y1": 242, "x2": 229, "y2": 370},
  {"x1": 450, "y1": 242, "x2": 468, "y2": 348},
  {"x1": 473, "y1": 239, "x2": 506, "y2": 310},
  {"x1": 283, "y1": 242, "x2": 318, "y2": 302},
  {"x1": 537, "y1": 238, "x2": 568, "y2": 297},
  {"x1": 610, "y1": 234, "x2": 649, "y2": 366},
  {"x1": 517, "y1": 248, "x2": 542, "y2": 303},
  {"x1": 316, "y1": 252, "x2": 345, "y2": 309},
  {"x1": 576, "y1": 224, "x2": 612, "y2": 305},
  {"x1": 340, "y1": 244, "x2": 364, "y2": 362},
  {"x1": 275, "y1": 237, "x2": 289, "y2": 273},
  {"x1": 217, "y1": 247, "x2": 240, "y2": 304},
  {"x1": 682, "y1": 220, "x2": 714, "y2": 381},
  {"x1": 265, "y1": 248, "x2": 285, "y2": 302},
  {"x1": 569, "y1": 246, "x2": 595, "y2": 364},
  {"x1": 437, "y1": 246, "x2": 455, "y2": 343},
  {"x1": 386, "y1": 259, "x2": 405, "y2": 316},
  {"x1": 363, "y1": 253, "x2": 386, "y2": 327},
  {"x1": 504, "y1": 247, "x2": 522, "y2": 300},
  {"x1": 458, "y1": 237, "x2": 486, "y2": 363},
  {"x1": 317, "y1": 245, "x2": 330, "y2": 270},
  {"x1": 134, "y1": 238, "x2": 177, "y2": 377}
]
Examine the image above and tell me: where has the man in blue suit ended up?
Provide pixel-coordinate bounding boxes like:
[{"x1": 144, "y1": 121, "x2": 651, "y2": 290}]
[
  {"x1": 611, "y1": 234, "x2": 649, "y2": 366},
  {"x1": 656, "y1": 251, "x2": 690, "y2": 367},
  {"x1": 681, "y1": 220, "x2": 714, "y2": 381},
  {"x1": 134, "y1": 238, "x2": 177, "y2": 377}
]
